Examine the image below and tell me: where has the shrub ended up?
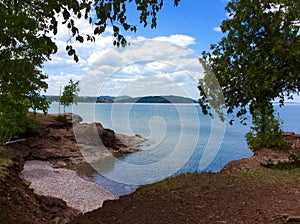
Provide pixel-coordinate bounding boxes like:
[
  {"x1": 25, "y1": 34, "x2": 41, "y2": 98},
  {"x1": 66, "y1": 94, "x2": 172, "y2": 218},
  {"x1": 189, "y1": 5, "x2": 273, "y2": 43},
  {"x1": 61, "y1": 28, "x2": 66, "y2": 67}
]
[
  {"x1": 55, "y1": 114, "x2": 67, "y2": 122},
  {"x1": 246, "y1": 111, "x2": 290, "y2": 151}
]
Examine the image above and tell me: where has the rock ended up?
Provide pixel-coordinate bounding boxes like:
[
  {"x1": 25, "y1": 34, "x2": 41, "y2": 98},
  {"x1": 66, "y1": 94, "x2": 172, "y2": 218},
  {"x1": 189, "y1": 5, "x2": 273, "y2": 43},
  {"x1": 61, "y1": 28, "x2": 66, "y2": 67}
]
[
  {"x1": 282, "y1": 132, "x2": 295, "y2": 136},
  {"x1": 49, "y1": 128, "x2": 66, "y2": 140},
  {"x1": 74, "y1": 122, "x2": 142, "y2": 152},
  {"x1": 282, "y1": 132, "x2": 300, "y2": 150},
  {"x1": 221, "y1": 158, "x2": 260, "y2": 172},
  {"x1": 65, "y1": 113, "x2": 83, "y2": 124},
  {"x1": 4, "y1": 113, "x2": 144, "y2": 170},
  {"x1": 286, "y1": 216, "x2": 300, "y2": 223},
  {"x1": 252, "y1": 147, "x2": 300, "y2": 167},
  {"x1": 222, "y1": 131, "x2": 300, "y2": 172}
]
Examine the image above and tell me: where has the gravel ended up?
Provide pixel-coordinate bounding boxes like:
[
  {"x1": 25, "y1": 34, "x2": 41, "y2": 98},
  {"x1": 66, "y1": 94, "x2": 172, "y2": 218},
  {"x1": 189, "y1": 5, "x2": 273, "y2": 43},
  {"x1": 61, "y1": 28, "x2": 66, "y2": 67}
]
[{"x1": 20, "y1": 160, "x2": 118, "y2": 214}]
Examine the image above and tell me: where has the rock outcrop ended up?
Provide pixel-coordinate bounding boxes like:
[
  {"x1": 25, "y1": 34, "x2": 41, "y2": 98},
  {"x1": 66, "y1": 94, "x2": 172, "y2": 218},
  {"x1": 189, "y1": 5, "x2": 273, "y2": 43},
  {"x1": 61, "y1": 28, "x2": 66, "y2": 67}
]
[
  {"x1": 283, "y1": 132, "x2": 300, "y2": 150},
  {"x1": 1, "y1": 113, "x2": 145, "y2": 169},
  {"x1": 222, "y1": 131, "x2": 300, "y2": 172}
]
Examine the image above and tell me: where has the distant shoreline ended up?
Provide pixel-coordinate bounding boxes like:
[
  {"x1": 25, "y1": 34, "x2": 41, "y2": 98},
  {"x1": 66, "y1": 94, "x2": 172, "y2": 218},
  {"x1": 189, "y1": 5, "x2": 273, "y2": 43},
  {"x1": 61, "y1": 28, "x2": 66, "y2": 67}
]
[{"x1": 45, "y1": 95, "x2": 198, "y2": 104}]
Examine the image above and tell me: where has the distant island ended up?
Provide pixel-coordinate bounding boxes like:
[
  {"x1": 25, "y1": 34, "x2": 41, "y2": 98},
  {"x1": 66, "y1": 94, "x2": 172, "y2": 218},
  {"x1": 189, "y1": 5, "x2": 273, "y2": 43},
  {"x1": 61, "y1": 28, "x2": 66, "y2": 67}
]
[
  {"x1": 96, "y1": 95, "x2": 197, "y2": 104},
  {"x1": 46, "y1": 95, "x2": 198, "y2": 104}
]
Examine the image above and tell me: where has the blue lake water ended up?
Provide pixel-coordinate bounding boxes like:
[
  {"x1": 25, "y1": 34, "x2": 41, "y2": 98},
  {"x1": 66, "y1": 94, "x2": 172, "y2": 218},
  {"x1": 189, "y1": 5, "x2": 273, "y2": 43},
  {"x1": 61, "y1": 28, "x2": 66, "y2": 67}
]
[{"x1": 48, "y1": 102, "x2": 300, "y2": 195}]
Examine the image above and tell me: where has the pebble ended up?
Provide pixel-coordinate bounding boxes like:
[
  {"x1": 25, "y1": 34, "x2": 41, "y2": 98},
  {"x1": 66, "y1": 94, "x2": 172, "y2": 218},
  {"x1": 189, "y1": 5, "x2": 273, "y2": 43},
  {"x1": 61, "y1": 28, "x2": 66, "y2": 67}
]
[{"x1": 20, "y1": 160, "x2": 118, "y2": 214}]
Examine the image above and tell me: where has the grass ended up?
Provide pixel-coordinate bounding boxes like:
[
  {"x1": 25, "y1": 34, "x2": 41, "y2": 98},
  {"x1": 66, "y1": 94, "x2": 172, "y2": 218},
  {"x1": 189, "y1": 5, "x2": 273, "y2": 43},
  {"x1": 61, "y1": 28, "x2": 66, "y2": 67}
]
[
  {"x1": 0, "y1": 157, "x2": 13, "y2": 181},
  {"x1": 143, "y1": 167, "x2": 300, "y2": 194},
  {"x1": 0, "y1": 157, "x2": 11, "y2": 165}
]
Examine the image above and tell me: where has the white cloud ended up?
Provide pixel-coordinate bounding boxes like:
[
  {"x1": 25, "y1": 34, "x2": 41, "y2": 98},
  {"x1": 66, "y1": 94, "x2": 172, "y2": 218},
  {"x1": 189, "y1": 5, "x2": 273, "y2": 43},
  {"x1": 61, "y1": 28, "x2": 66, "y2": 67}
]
[
  {"x1": 145, "y1": 61, "x2": 171, "y2": 71},
  {"x1": 153, "y1": 34, "x2": 196, "y2": 47},
  {"x1": 42, "y1": 13, "x2": 203, "y2": 97},
  {"x1": 213, "y1": 27, "x2": 222, "y2": 32},
  {"x1": 78, "y1": 40, "x2": 204, "y2": 99},
  {"x1": 46, "y1": 73, "x2": 82, "y2": 95},
  {"x1": 121, "y1": 65, "x2": 142, "y2": 74}
]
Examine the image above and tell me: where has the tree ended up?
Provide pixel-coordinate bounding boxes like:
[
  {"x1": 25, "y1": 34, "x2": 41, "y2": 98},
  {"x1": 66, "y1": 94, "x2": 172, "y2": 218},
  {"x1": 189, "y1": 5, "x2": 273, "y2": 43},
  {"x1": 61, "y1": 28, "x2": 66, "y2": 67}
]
[
  {"x1": 0, "y1": 1, "x2": 55, "y2": 143},
  {"x1": 60, "y1": 79, "x2": 80, "y2": 114},
  {"x1": 0, "y1": 0, "x2": 180, "y2": 143},
  {"x1": 200, "y1": 0, "x2": 300, "y2": 151}
]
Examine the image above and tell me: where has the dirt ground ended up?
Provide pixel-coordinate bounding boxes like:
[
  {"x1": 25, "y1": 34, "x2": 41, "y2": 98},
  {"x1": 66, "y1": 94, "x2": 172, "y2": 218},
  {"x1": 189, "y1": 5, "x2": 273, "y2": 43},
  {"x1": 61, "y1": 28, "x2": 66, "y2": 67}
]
[
  {"x1": 69, "y1": 168, "x2": 300, "y2": 224},
  {"x1": 1, "y1": 162, "x2": 300, "y2": 224}
]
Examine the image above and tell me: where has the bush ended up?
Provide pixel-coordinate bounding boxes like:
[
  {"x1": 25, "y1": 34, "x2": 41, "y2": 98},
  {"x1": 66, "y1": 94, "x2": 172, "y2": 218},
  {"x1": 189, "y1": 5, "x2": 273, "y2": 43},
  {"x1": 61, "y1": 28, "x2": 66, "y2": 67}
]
[
  {"x1": 0, "y1": 108, "x2": 41, "y2": 144},
  {"x1": 246, "y1": 111, "x2": 290, "y2": 151},
  {"x1": 0, "y1": 97, "x2": 30, "y2": 143},
  {"x1": 55, "y1": 114, "x2": 67, "y2": 122}
]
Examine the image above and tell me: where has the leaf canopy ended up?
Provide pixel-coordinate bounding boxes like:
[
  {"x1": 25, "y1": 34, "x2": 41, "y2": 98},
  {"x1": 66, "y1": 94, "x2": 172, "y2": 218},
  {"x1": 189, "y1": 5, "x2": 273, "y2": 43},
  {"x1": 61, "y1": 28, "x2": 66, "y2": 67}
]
[{"x1": 200, "y1": 0, "x2": 300, "y2": 150}]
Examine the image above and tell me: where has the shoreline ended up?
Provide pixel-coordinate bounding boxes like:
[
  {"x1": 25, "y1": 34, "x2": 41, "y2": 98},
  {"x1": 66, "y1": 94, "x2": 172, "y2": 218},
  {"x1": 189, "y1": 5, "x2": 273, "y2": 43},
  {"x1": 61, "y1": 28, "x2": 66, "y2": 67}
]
[
  {"x1": 1, "y1": 113, "x2": 300, "y2": 223},
  {"x1": 0, "y1": 112, "x2": 146, "y2": 220}
]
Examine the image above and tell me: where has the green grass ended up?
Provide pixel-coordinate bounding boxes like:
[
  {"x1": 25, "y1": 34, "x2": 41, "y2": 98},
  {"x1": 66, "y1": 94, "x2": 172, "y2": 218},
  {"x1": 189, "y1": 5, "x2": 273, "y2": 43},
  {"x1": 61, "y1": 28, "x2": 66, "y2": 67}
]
[{"x1": 0, "y1": 157, "x2": 12, "y2": 166}]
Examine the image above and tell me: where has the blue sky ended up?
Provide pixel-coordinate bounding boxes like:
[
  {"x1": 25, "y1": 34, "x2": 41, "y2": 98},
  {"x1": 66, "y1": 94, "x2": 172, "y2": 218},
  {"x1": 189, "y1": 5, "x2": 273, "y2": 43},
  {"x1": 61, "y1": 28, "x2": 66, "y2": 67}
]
[
  {"x1": 124, "y1": 0, "x2": 228, "y2": 53},
  {"x1": 43, "y1": 1, "x2": 229, "y2": 99}
]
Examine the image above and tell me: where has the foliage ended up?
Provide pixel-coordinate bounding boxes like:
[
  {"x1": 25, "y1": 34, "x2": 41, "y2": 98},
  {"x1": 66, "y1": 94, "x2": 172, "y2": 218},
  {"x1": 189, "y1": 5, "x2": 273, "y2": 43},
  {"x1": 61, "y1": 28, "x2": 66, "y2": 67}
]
[
  {"x1": 1, "y1": 0, "x2": 180, "y2": 143},
  {"x1": 6, "y1": 0, "x2": 179, "y2": 61},
  {"x1": 245, "y1": 109, "x2": 289, "y2": 151},
  {"x1": 200, "y1": 0, "x2": 300, "y2": 151},
  {"x1": 55, "y1": 114, "x2": 67, "y2": 122},
  {"x1": 1, "y1": 1, "x2": 54, "y2": 143},
  {"x1": 0, "y1": 94, "x2": 41, "y2": 143},
  {"x1": 60, "y1": 79, "x2": 80, "y2": 113}
]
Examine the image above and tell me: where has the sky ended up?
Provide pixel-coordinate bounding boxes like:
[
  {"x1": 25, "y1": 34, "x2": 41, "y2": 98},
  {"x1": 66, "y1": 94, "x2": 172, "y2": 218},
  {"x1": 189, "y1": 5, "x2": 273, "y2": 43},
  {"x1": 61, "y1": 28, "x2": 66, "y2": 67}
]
[{"x1": 42, "y1": 0, "x2": 230, "y2": 99}]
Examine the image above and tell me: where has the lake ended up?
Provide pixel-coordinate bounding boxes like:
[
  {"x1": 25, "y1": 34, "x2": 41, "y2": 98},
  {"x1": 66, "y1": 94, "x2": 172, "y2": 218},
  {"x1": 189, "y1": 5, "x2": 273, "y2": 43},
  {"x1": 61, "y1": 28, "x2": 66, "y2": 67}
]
[{"x1": 48, "y1": 102, "x2": 300, "y2": 196}]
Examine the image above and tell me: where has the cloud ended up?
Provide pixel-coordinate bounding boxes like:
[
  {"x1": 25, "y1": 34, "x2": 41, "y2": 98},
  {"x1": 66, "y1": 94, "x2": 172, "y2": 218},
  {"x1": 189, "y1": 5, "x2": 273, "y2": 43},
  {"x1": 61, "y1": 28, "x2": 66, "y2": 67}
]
[
  {"x1": 121, "y1": 65, "x2": 142, "y2": 74},
  {"x1": 145, "y1": 61, "x2": 171, "y2": 71},
  {"x1": 45, "y1": 73, "x2": 82, "y2": 95},
  {"x1": 213, "y1": 27, "x2": 222, "y2": 32},
  {"x1": 153, "y1": 34, "x2": 196, "y2": 47},
  {"x1": 79, "y1": 40, "x2": 204, "y2": 99},
  {"x1": 42, "y1": 13, "x2": 202, "y2": 97}
]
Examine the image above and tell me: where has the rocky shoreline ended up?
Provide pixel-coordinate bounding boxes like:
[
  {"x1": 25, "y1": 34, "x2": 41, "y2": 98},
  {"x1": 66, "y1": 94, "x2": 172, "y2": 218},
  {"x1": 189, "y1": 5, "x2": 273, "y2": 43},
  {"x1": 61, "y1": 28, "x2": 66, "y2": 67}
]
[
  {"x1": 222, "y1": 132, "x2": 300, "y2": 172},
  {"x1": 0, "y1": 113, "x2": 300, "y2": 223},
  {"x1": 1, "y1": 113, "x2": 145, "y2": 169},
  {"x1": 0, "y1": 113, "x2": 145, "y2": 223}
]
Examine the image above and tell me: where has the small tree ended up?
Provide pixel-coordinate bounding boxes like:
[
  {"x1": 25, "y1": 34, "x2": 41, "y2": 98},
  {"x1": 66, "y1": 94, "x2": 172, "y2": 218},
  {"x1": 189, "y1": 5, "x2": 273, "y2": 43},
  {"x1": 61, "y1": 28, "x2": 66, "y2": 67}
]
[{"x1": 60, "y1": 79, "x2": 80, "y2": 114}]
